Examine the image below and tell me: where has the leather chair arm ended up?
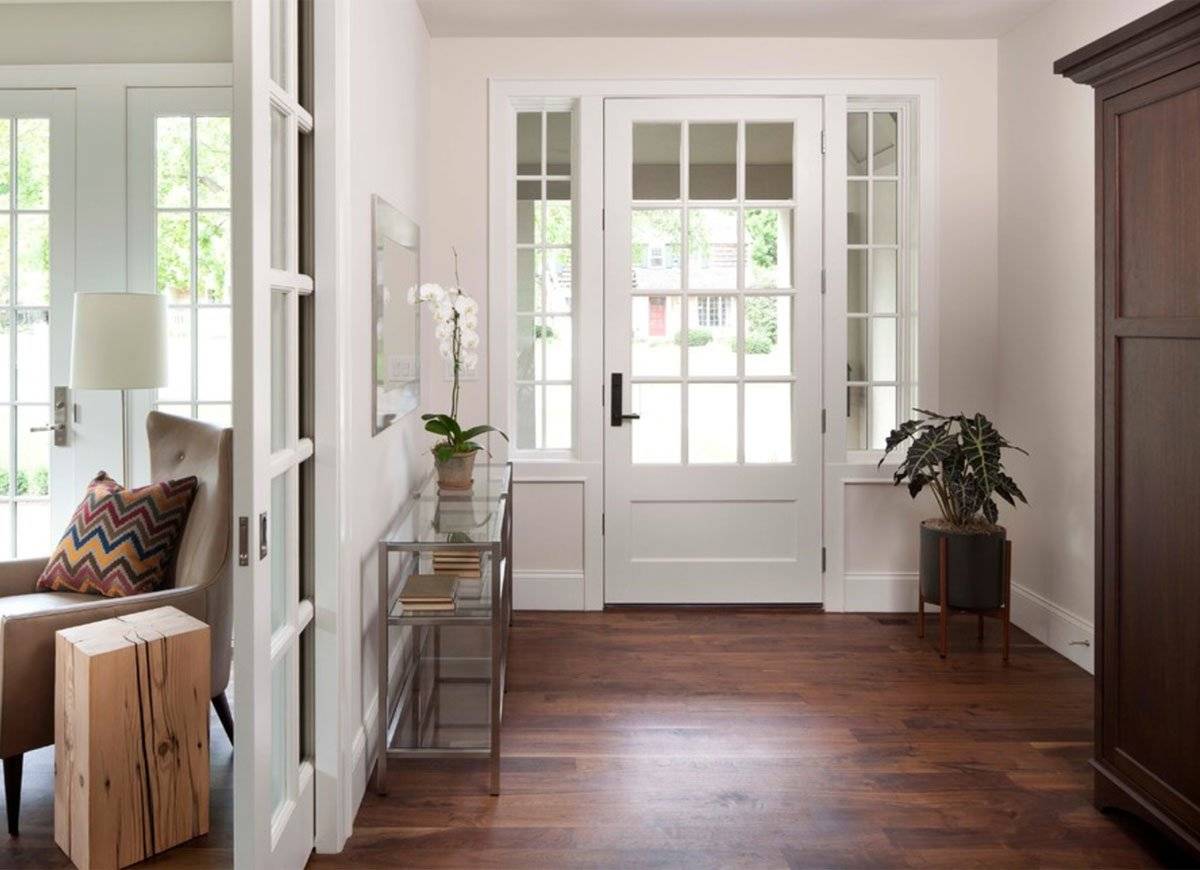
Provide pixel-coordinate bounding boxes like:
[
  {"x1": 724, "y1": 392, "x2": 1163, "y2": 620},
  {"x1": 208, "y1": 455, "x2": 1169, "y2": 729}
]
[
  {"x1": 0, "y1": 585, "x2": 208, "y2": 758},
  {"x1": 0, "y1": 559, "x2": 48, "y2": 599}
]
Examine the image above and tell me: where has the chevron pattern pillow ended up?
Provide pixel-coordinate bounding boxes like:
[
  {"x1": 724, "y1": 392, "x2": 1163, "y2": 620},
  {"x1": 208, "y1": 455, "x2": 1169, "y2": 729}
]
[{"x1": 37, "y1": 472, "x2": 199, "y2": 598}]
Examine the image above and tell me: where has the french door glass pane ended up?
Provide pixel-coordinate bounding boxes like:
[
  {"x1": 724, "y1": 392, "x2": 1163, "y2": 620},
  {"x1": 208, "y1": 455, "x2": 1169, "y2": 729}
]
[
  {"x1": 270, "y1": 474, "x2": 288, "y2": 632},
  {"x1": 516, "y1": 249, "x2": 536, "y2": 309},
  {"x1": 197, "y1": 307, "x2": 232, "y2": 401},
  {"x1": 515, "y1": 315, "x2": 534, "y2": 380},
  {"x1": 0, "y1": 217, "x2": 9, "y2": 304},
  {"x1": 16, "y1": 500, "x2": 48, "y2": 557},
  {"x1": 631, "y1": 295, "x2": 681, "y2": 378},
  {"x1": 16, "y1": 213, "x2": 49, "y2": 305},
  {"x1": 0, "y1": 118, "x2": 9, "y2": 209},
  {"x1": 873, "y1": 112, "x2": 898, "y2": 176},
  {"x1": 744, "y1": 208, "x2": 792, "y2": 289},
  {"x1": 515, "y1": 384, "x2": 535, "y2": 448},
  {"x1": 847, "y1": 249, "x2": 867, "y2": 314},
  {"x1": 270, "y1": 656, "x2": 288, "y2": 811},
  {"x1": 688, "y1": 123, "x2": 736, "y2": 200},
  {"x1": 745, "y1": 122, "x2": 793, "y2": 201},
  {"x1": 0, "y1": 503, "x2": 9, "y2": 558},
  {"x1": 156, "y1": 117, "x2": 191, "y2": 208},
  {"x1": 869, "y1": 318, "x2": 897, "y2": 382},
  {"x1": 17, "y1": 404, "x2": 48, "y2": 496},
  {"x1": 0, "y1": 315, "x2": 8, "y2": 401},
  {"x1": 870, "y1": 249, "x2": 897, "y2": 314},
  {"x1": 744, "y1": 296, "x2": 791, "y2": 377},
  {"x1": 15, "y1": 309, "x2": 48, "y2": 402},
  {"x1": 872, "y1": 180, "x2": 897, "y2": 245},
  {"x1": 516, "y1": 112, "x2": 541, "y2": 175},
  {"x1": 155, "y1": 402, "x2": 193, "y2": 419},
  {"x1": 196, "y1": 116, "x2": 231, "y2": 208},
  {"x1": 688, "y1": 383, "x2": 737, "y2": 464},
  {"x1": 633, "y1": 123, "x2": 680, "y2": 200},
  {"x1": 546, "y1": 112, "x2": 572, "y2": 175},
  {"x1": 271, "y1": 291, "x2": 287, "y2": 451},
  {"x1": 163, "y1": 308, "x2": 191, "y2": 401},
  {"x1": 745, "y1": 383, "x2": 792, "y2": 463},
  {"x1": 157, "y1": 212, "x2": 192, "y2": 302},
  {"x1": 196, "y1": 403, "x2": 231, "y2": 428},
  {"x1": 847, "y1": 112, "x2": 868, "y2": 175},
  {"x1": 687, "y1": 208, "x2": 737, "y2": 290},
  {"x1": 687, "y1": 296, "x2": 736, "y2": 377},
  {"x1": 516, "y1": 180, "x2": 538, "y2": 244},
  {"x1": 869, "y1": 385, "x2": 897, "y2": 450},
  {"x1": 847, "y1": 181, "x2": 867, "y2": 245},
  {"x1": 847, "y1": 319, "x2": 866, "y2": 381},
  {"x1": 270, "y1": 0, "x2": 289, "y2": 90},
  {"x1": 631, "y1": 210, "x2": 681, "y2": 290},
  {"x1": 631, "y1": 382, "x2": 680, "y2": 464},
  {"x1": 0, "y1": 407, "x2": 10, "y2": 492},
  {"x1": 270, "y1": 108, "x2": 288, "y2": 270},
  {"x1": 847, "y1": 385, "x2": 867, "y2": 450},
  {"x1": 538, "y1": 316, "x2": 572, "y2": 381},
  {"x1": 544, "y1": 249, "x2": 572, "y2": 310},
  {"x1": 543, "y1": 385, "x2": 572, "y2": 449},
  {"x1": 15, "y1": 119, "x2": 49, "y2": 210},
  {"x1": 197, "y1": 213, "x2": 232, "y2": 303}
]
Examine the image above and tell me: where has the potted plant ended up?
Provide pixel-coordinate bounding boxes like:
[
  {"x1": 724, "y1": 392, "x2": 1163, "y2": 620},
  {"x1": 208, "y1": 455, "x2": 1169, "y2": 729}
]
[
  {"x1": 409, "y1": 253, "x2": 506, "y2": 489},
  {"x1": 879, "y1": 410, "x2": 1027, "y2": 609}
]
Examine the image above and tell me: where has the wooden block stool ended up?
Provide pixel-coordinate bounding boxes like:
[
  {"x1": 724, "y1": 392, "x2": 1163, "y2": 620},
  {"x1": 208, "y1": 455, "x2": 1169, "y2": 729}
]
[{"x1": 54, "y1": 606, "x2": 210, "y2": 870}]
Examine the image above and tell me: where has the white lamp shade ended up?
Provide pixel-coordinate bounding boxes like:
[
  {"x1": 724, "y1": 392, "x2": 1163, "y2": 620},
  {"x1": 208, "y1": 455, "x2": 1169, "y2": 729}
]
[{"x1": 70, "y1": 292, "x2": 169, "y2": 390}]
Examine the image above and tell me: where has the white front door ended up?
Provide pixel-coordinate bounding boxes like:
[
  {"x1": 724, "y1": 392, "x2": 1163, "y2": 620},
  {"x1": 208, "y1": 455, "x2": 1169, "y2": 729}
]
[
  {"x1": 0, "y1": 90, "x2": 76, "y2": 555},
  {"x1": 604, "y1": 98, "x2": 824, "y2": 604},
  {"x1": 231, "y1": 0, "x2": 314, "y2": 866}
]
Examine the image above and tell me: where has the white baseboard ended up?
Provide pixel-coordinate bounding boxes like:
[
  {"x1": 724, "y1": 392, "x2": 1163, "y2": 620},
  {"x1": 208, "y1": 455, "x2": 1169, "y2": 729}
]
[
  {"x1": 842, "y1": 570, "x2": 1093, "y2": 673},
  {"x1": 1010, "y1": 582, "x2": 1094, "y2": 673},
  {"x1": 514, "y1": 570, "x2": 585, "y2": 610}
]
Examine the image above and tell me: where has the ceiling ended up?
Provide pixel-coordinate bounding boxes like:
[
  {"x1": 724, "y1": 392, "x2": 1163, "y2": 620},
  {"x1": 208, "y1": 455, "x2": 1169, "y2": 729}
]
[{"x1": 417, "y1": 0, "x2": 1055, "y2": 39}]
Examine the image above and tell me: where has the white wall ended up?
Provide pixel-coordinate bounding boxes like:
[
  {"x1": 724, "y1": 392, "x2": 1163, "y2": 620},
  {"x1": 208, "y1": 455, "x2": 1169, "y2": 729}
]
[
  {"x1": 338, "y1": 0, "x2": 431, "y2": 826},
  {"x1": 996, "y1": 0, "x2": 1161, "y2": 672},
  {"x1": 0, "y1": 2, "x2": 231, "y2": 64},
  {"x1": 428, "y1": 37, "x2": 999, "y2": 609}
]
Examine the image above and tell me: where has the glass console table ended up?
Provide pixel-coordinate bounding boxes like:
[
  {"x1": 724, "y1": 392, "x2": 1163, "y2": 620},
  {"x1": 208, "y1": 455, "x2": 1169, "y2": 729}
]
[{"x1": 373, "y1": 463, "x2": 513, "y2": 796}]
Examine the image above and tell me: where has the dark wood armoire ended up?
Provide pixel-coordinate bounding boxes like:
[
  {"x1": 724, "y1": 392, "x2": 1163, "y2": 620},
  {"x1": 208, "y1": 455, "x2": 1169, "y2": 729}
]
[{"x1": 1055, "y1": 0, "x2": 1200, "y2": 857}]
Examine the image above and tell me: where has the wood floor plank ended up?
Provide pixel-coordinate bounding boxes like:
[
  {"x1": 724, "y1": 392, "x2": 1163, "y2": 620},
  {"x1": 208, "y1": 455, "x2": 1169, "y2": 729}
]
[{"x1": 319, "y1": 611, "x2": 1189, "y2": 869}]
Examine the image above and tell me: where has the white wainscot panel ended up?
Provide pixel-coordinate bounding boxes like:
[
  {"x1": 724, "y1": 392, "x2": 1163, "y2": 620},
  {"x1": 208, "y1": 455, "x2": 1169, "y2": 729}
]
[
  {"x1": 843, "y1": 481, "x2": 933, "y2": 612},
  {"x1": 513, "y1": 480, "x2": 585, "y2": 610}
]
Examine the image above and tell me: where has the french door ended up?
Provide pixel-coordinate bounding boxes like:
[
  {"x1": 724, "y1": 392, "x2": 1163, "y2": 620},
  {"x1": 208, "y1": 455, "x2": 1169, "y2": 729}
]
[
  {"x1": 232, "y1": 0, "x2": 314, "y2": 866},
  {"x1": 603, "y1": 98, "x2": 823, "y2": 604},
  {"x1": 0, "y1": 91, "x2": 75, "y2": 556}
]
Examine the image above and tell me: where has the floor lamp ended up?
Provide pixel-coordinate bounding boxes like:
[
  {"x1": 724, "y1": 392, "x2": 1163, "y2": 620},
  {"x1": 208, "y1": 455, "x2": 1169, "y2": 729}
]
[{"x1": 69, "y1": 292, "x2": 168, "y2": 485}]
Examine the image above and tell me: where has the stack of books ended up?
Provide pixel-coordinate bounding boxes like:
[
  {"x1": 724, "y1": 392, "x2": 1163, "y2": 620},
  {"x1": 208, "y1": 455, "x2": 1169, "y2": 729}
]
[
  {"x1": 398, "y1": 574, "x2": 458, "y2": 612},
  {"x1": 431, "y1": 550, "x2": 482, "y2": 580}
]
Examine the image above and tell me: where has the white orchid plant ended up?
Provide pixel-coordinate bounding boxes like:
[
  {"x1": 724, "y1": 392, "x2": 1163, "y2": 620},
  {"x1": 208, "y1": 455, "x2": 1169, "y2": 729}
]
[{"x1": 408, "y1": 252, "x2": 507, "y2": 464}]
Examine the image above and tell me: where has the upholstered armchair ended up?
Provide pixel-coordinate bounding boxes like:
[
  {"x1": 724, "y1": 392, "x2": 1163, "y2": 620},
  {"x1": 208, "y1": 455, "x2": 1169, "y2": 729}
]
[{"x1": 0, "y1": 411, "x2": 232, "y2": 836}]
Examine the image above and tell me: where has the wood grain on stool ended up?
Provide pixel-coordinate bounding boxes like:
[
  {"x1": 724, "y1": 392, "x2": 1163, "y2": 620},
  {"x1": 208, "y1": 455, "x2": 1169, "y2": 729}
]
[{"x1": 54, "y1": 606, "x2": 210, "y2": 870}]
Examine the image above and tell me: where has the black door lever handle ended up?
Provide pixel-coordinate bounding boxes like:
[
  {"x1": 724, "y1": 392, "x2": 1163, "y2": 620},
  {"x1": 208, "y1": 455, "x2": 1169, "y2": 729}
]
[{"x1": 610, "y1": 373, "x2": 640, "y2": 426}]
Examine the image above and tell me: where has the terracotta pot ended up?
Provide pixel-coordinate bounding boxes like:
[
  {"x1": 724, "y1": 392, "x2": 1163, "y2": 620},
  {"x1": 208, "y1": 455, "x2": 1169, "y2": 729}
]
[
  {"x1": 919, "y1": 520, "x2": 1007, "y2": 610},
  {"x1": 434, "y1": 450, "x2": 477, "y2": 490}
]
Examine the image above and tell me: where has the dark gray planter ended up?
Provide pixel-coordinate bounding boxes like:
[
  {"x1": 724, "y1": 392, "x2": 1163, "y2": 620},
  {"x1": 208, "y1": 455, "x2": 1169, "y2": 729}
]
[{"x1": 919, "y1": 520, "x2": 1007, "y2": 610}]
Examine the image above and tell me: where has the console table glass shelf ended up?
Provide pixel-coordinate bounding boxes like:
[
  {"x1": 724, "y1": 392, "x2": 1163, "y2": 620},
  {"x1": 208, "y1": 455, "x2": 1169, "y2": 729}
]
[{"x1": 374, "y1": 462, "x2": 512, "y2": 796}]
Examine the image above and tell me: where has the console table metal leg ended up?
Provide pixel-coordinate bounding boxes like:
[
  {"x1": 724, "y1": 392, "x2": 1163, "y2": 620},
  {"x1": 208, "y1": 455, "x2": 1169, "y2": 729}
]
[
  {"x1": 375, "y1": 543, "x2": 389, "y2": 795},
  {"x1": 489, "y1": 542, "x2": 502, "y2": 795}
]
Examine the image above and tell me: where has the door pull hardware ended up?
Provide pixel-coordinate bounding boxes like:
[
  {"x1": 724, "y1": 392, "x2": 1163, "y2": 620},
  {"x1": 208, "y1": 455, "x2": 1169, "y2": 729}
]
[
  {"x1": 31, "y1": 386, "x2": 70, "y2": 446},
  {"x1": 238, "y1": 517, "x2": 250, "y2": 567},
  {"x1": 609, "y1": 373, "x2": 640, "y2": 426},
  {"x1": 821, "y1": 547, "x2": 827, "y2": 573},
  {"x1": 259, "y1": 512, "x2": 269, "y2": 560}
]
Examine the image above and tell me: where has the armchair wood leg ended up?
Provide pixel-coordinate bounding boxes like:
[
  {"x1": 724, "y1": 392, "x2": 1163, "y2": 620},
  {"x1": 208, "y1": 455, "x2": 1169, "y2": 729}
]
[
  {"x1": 212, "y1": 692, "x2": 234, "y2": 746},
  {"x1": 3, "y1": 754, "x2": 22, "y2": 836}
]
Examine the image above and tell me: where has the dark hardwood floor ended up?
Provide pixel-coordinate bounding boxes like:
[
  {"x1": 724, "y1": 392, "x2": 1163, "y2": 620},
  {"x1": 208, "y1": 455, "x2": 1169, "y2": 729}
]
[{"x1": 319, "y1": 610, "x2": 1188, "y2": 869}]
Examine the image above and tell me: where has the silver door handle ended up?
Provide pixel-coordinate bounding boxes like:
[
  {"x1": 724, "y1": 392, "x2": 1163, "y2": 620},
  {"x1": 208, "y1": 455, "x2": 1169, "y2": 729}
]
[{"x1": 29, "y1": 423, "x2": 65, "y2": 433}]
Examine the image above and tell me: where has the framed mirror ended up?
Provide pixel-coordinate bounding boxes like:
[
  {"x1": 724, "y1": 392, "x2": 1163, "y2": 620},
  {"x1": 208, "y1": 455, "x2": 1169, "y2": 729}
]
[{"x1": 372, "y1": 195, "x2": 421, "y2": 433}]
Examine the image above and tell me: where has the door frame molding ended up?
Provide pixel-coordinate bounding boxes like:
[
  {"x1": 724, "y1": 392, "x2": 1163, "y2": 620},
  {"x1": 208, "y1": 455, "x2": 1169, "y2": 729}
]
[{"x1": 488, "y1": 76, "x2": 939, "y2": 613}]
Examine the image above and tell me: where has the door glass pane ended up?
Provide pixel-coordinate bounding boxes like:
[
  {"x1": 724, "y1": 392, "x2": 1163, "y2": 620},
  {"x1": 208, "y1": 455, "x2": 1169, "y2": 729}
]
[
  {"x1": 870, "y1": 249, "x2": 897, "y2": 314},
  {"x1": 516, "y1": 180, "x2": 538, "y2": 244},
  {"x1": 847, "y1": 181, "x2": 867, "y2": 245},
  {"x1": 745, "y1": 122, "x2": 792, "y2": 200},
  {"x1": 847, "y1": 249, "x2": 867, "y2": 313},
  {"x1": 631, "y1": 295, "x2": 681, "y2": 377},
  {"x1": 162, "y1": 307, "x2": 191, "y2": 401},
  {"x1": 155, "y1": 117, "x2": 191, "y2": 208},
  {"x1": 870, "y1": 385, "x2": 897, "y2": 449},
  {"x1": 271, "y1": 290, "x2": 287, "y2": 451},
  {"x1": 633, "y1": 123, "x2": 680, "y2": 200},
  {"x1": 688, "y1": 123, "x2": 736, "y2": 200},
  {"x1": 0, "y1": 314, "x2": 9, "y2": 402},
  {"x1": 873, "y1": 180, "x2": 897, "y2": 245},
  {"x1": 847, "y1": 318, "x2": 866, "y2": 381},
  {"x1": 687, "y1": 208, "x2": 737, "y2": 290},
  {"x1": 847, "y1": 385, "x2": 867, "y2": 450},
  {"x1": 544, "y1": 384, "x2": 572, "y2": 449},
  {"x1": 271, "y1": 474, "x2": 288, "y2": 632},
  {"x1": 16, "y1": 500, "x2": 48, "y2": 557},
  {"x1": 0, "y1": 217, "x2": 9, "y2": 305},
  {"x1": 538, "y1": 316, "x2": 572, "y2": 381},
  {"x1": 270, "y1": 656, "x2": 288, "y2": 812},
  {"x1": 544, "y1": 249, "x2": 572, "y2": 311},
  {"x1": 515, "y1": 384, "x2": 536, "y2": 449},
  {"x1": 744, "y1": 296, "x2": 791, "y2": 377},
  {"x1": 516, "y1": 248, "x2": 536, "y2": 310},
  {"x1": 688, "y1": 383, "x2": 736, "y2": 464},
  {"x1": 516, "y1": 112, "x2": 541, "y2": 175},
  {"x1": 157, "y1": 211, "x2": 192, "y2": 302},
  {"x1": 873, "y1": 112, "x2": 898, "y2": 176},
  {"x1": 197, "y1": 307, "x2": 232, "y2": 400},
  {"x1": 631, "y1": 210, "x2": 681, "y2": 290},
  {"x1": 196, "y1": 403, "x2": 231, "y2": 428},
  {"x1": 15, "y1": 309, "x2": 48, "y2": 402},
  {"x1": 270, "y1": 108, "x2": 288, "y2": 270},
  {"x1": 156, "y1": 402, "x2": 194, "y2": 419},
  {"x1": 196, "y1": 116, "x2": 232, "y2": 208},
  {"x1": 0, "y1": 119, "x2": 9, "y2": 210},
  {"x1": 515, "y1": 315, "x2": 535, "y2": 380},
  {"x1": 16, "y1": 405, "x2": 48, "y2": 497},
  {"x1": 870, "y1": 318, "x2": 897, "y2": 382},
  {"x1": 544, "y1": 200, "x2": 571, "y2": 246},
  {"x1": 197, "y1": 213, "x2": 232, "y2": 303},
  {"x1": 631, "y1": 383, "x2": 680, "y2": 464},
  {"x1": 0, "y1": 407, "x2": 10, "y2": 494},
  {"x1": 847, "y1": 112, "x2": 868, "y2": 176},
  {"x1": 546, "y1": 112, "x2": 572, "y2": 175},
  {"x1": 745, "y1": 383, "x2": 791, "y2": 463},
  {"x1": 686, "y1": 296, "x2": 736, "y2": 377},
  {"x1": 16, "y1": 213, "x2": 49, "y2": 305},
  {"x1": 744, "y1": 208, "x2": 792, "y2": 289},
  {"x1": 270, "y1": 0, "x2": 289, "y2": 90},
  {"x1": 16, "y1": 119, "x2": 49, "y2": 210}
]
